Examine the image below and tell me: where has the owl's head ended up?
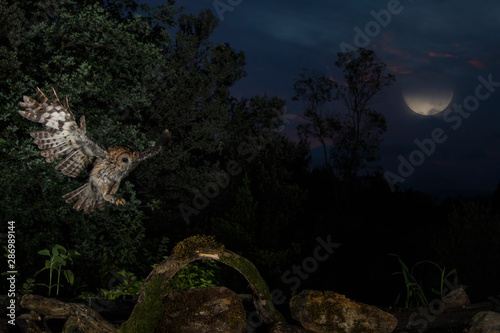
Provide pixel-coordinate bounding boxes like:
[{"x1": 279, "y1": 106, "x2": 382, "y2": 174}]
[{"x1": 110, "y1": 147, "x2": 139, "y2": 171}]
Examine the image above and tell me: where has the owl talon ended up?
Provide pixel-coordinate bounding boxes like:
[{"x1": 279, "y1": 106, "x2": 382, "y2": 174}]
[{"x1": 116, "y1": 198, "x2": 126, "y2": 206}]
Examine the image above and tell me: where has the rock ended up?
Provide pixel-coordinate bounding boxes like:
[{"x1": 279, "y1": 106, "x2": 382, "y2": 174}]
[
  {"x1": 269, "y1": 321, "x2": 316, "y2": 332},
  {"x1": 442, "y1": 288, "x2": 470, "y2": 309},
  {"x1": 290, "y1": 290, "x2": 397, "y2": 333},
  {"x1": 469, "y1": 311, "x2": 500, "y2": 333},
  {"x1": 157, "y1": 286, "x2": 246, "y2": 333}
]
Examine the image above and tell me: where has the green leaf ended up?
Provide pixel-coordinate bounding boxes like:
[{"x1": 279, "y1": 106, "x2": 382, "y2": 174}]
[
  {"x1": 38, "y1": 249, "x2": 50, "y2": 256},
  {"x1": 53, "y1": 257, "x2": 66, "y2": 266},
  {"x1": 64, "y1": 270, "x2": 75, "y2": 285},
  {"x1": 53, "y1": 244, "x2": 67, "y2": 256}
]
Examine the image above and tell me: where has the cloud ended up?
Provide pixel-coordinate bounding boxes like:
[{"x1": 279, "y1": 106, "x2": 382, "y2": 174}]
[
  {"x1": 388, "y1": 66, "x2": 412, "y2": 74},
  {"x1": 428, "y1": 52, "x2": 456, "y2": 58},
  {"x1": 468, "y1": 59, "x2": 486, "y2": 69}
]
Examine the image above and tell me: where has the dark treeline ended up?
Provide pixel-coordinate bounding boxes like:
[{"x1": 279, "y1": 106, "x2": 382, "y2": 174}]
[{"x1": 1, "y1": 0, "x2": 499, "y2": 307}]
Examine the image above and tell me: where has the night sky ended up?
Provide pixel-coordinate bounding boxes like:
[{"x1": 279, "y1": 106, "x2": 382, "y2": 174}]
[{"x1": 173, "y1": 0, "x2": 500, "y2": 196}]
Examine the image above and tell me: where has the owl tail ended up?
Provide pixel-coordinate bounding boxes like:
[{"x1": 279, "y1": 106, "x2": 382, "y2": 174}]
[{"x1": 62, "y1": 182, "x2": 105, "y2": 213}]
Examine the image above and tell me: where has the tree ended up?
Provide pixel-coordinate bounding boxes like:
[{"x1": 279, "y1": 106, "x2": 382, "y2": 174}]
[
  {"x1": 292, "y1": 48, "x2": 394, "y2": 180},
  {"x1": 332, "y1": 48, "x2": 395, "y2": 179},
  {"x1": 0, "y1": 0, "x2": 247, "y2": 291},
  {"x1": 292, "y1": 69, "x2": 335, "y2": 168},
  {"x1": 135, "y1": 9, "x2": 248, "y2": 226},
  {"x1": 1, "y1": 0, "x2": 177, "y2": 278}
]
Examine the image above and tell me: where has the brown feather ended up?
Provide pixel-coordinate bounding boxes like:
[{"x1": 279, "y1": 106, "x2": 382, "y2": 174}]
[
  {"x1": 62, "y1": 182, "x2": 105, "y2": 212},
  {"x1": 40, "y1": 144, "x2": 73, "y2": 162},
  {"x1": 56, "y1": 150, "x2": 94, "y2": 178}
]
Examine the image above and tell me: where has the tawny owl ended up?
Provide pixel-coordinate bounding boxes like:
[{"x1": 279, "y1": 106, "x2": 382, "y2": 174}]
[{"x1": 19, "y1": 87, "x2": 170, "y2": 213}]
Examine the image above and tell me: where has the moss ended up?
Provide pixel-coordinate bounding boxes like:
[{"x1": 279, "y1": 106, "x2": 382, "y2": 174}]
[
  {"x1": 158, "y1": 292, "x2": 199, "y2": 332},
  {"x1": 120, "y1": 275, "x2": 165, "y2": 333},
  {"x1": 352, "y1": 319, "x2": 367, "y2": 333},
  {"x1": 298, "y1": 291, "x2": 388, "y2": 333},
  {"x1": 295, "y1": 291, "x2": 347, "y2": 333},
  {"x1": 172, "y1": 235, "x2": 224, "y2": 260},
  {"x1": 220, "y1": 252, "x2": 285, "y2": 323},
  {"x1": 224, "y1": 299, "x2": 247, "y2": 328},
  {"x1": 220, "y1": 254, "x2": 264, "y2": 293},
  {"x1": 304, "y1": 291, "x2": 345, "y2": 325}
]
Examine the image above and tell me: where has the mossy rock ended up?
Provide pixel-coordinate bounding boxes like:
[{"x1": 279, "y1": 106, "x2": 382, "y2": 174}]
[
  {"x1": 290, "y1": 290, "x2": 397, "y2": 333},
  {"x1": 172, "y1": 235, "x2": 225, "y2": 260},
  {"x1": 120, "y1": 275, "x2": 165, "y2": 333},
  {"x1": 157, "y1": 286, "x2": 246, "y2": 333}
]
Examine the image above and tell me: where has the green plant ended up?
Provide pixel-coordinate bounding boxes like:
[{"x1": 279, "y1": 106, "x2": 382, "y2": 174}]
[
  {"x1": 420, "y1": 260, "x2": 459, "y2": 297},
  {"x1": 169, "y1": 260, "x2": 219, "y2": 292},
  {"x1": 100, "y1": 270, "x2": 144, "y2": 300},
  {"x1": 35, "y1": 244, "x2": 80, "y2": 296},
  {"x1": 79, "y1": 269, "x2": 144, "y2": 302},
  {"x1": 20, "y1": 278, "x2": 35, "y2": 295},
  {"x1": 390, "y1": 254, "x2": 428, "y2": 308},
  {"x1": 78, "y1": 291, "x2": 97, "y2": 307},
  {"x1": 390, "y1": 254, "x2": 459, "y2": 309}
]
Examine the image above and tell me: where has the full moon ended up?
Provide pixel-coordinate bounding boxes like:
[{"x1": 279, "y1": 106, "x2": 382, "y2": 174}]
[
  {"x1": 403, "y1": 88, "x2": 453, "y2": 116},
  {"x1": 402, "y1": 74, "x2": 453, "y2": 116}
]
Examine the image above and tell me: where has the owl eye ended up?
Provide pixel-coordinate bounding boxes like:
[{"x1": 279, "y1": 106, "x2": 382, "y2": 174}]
[{"x1": 121, "y1": 157, "x2": 129, "y2": 163}]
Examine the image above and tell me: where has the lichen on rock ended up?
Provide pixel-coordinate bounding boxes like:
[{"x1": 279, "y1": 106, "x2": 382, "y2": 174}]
[
  {"x1": 290, "y1": 290, "x2": 397, "y2": 333},
  {"x1": 157, "y1": 286, "x2": 246, "y2": 333}
]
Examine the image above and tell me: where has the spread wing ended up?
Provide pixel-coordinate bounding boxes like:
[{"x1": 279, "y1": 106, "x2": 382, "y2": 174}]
[{"x1": 19, "y1": 87, "x2": 106, "y2": 178}]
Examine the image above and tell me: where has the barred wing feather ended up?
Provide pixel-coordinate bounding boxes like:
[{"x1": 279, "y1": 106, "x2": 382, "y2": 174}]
[{"x1": 19, "y1": 87, "x2": 106, "y2": 178}]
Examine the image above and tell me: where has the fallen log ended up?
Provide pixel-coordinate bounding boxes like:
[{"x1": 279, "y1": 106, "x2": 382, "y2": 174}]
[{"x1": 20, "y1": 294, "x2": 119, "y2": 333}]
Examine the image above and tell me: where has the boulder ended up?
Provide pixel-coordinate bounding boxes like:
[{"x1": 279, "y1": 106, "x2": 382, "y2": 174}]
[
  {"x1": 469, "y1": 311, "x2": 500, "y2": 333},
  {"x1": 157, "y1": 286, "x2": 246, "y2": 333},
  {"x1": 443, "y1": 288, "x2": 470, "y2": 309},
  {"x1": 290, "y1": 290, "x2": 397, "y2": 333},
  {"x1": 269, "y1": 321, "x2": 316, "y2": 332}
]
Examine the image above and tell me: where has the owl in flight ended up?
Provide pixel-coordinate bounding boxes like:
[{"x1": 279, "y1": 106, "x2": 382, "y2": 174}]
[{"x1": 19, "y1": 87, "x2": 170, "y2": 213}]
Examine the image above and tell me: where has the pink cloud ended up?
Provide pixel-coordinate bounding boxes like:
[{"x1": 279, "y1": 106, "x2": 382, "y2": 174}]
[
  {"x1": 381, "y1": 39, "x2": 412, "y2": 59},
  {"x1": 388, "y1": 66, "x2": 412, "y2": 74},
  {"x1": 468, "y1": 59, "x2": 486, "y2": 69},
  {"x1": 428, "y1": 52, "x2": 456, "y2": 58}
]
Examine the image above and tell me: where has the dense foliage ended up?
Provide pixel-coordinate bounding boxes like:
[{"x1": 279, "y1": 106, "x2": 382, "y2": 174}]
[
  {"x1": 1, "y1": 0, "x2": 499, "y2": 307},
  {"x1": 0, "y1": 0, "x2": 308, "y2": 298}
]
